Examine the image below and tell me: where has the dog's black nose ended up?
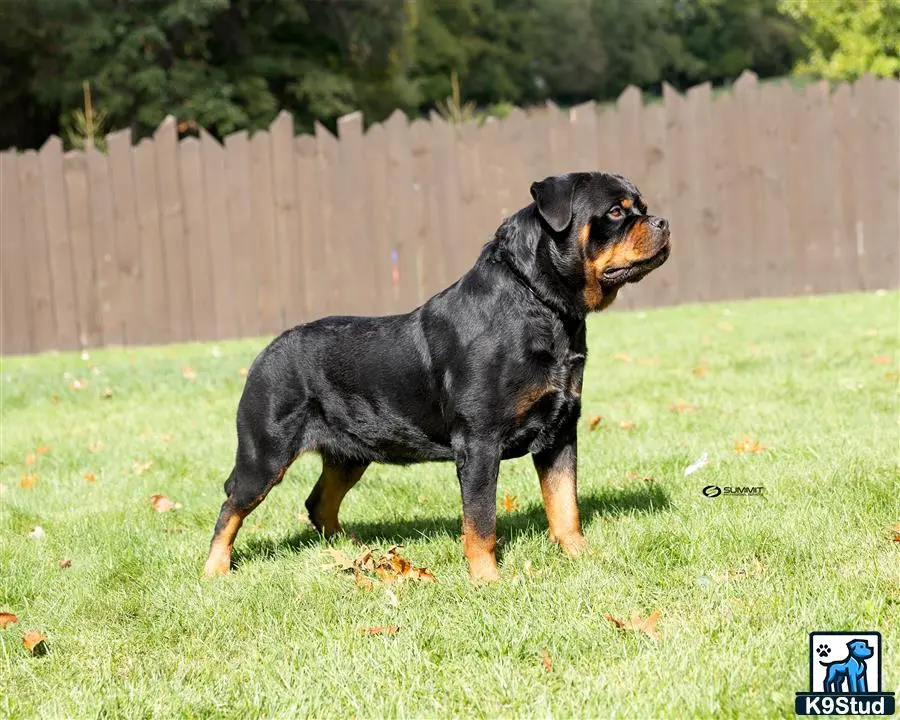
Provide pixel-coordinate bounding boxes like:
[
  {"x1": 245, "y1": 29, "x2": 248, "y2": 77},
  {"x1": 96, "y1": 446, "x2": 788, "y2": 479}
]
[{"x1": 649, "y1": 216, "x2": 668, "y2": 231}]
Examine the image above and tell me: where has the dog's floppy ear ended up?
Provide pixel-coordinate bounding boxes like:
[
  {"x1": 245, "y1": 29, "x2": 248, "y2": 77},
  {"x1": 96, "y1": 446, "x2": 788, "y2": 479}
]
[{"x1": 530, "y1": 174, "x2": 577, "y2": 233}]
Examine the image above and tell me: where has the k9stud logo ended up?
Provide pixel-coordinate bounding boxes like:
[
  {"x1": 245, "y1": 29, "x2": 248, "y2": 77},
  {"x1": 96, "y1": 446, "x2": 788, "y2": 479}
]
[{"x1": 795, "y1": 632, "x2": 895, "y2": 715}]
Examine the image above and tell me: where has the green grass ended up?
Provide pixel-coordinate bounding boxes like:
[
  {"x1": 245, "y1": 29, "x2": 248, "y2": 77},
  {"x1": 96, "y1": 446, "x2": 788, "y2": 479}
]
[{"x1": 1, "y1": 292, "x2": 898, "y2": 719}]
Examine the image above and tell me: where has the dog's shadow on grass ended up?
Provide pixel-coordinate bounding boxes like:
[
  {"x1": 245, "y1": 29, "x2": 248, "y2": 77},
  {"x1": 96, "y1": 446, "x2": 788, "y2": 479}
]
[{"x1": 233, "y1": 483, "x2": 669, "y2": 569}]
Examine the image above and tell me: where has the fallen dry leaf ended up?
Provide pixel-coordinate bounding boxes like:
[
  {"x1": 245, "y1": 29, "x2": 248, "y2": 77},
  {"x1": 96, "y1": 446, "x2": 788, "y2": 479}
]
[
  {"x1": 326, "y1": 544, "x2": 436, "y2": 586},
  {"x1": 69, "y1": 379, "x2": 88, "y2": 391},
  {"x1": 59, "y1": 559, "x2": 72, "y2": 569},
  {"x1": 27, "y1": 526, "x2": 46, "y2": 540},
  {"x1": 669, "y1": 400, "x2": 699, "y2": 414},
  {"x1": 418, "y1": 495, "x2": 429, "y2": 505},
  {"x1": 88, "y1": 441, "x2": 103, "y2": 453},
  {"x1": 103, "y1": 387, "x2": 113, "y2": 399},
  {"x1": 0, "y1": 612, "x2": 18, "y2": 628},
  {"x1": 588, "y1": 415, "x2": 602, "y2": 430},
  {"x1": 238, "y1": 367, "x2": 248, "y2": 377},
  {"x1": 133, "y1": 460, "x2": 153, "y2": 475},
  {"x1": 181, "y1": 366, "x2": 197, "y2": 381},
  {"x1": 22, "y1": 631, "x2": 48, "y2": 656},
  {"x1": 501, "y1": 493, "x2": 519, "y2": 512},
  {"x1": 360, "y1": 626, "x2": 398, "y2": 636},
  {"x1": 321, "y1": 548, "x2": 356, "y2": 571},
  {"x1": 890, "y1": 524, "x2": 900, "y2": 543},
  {"x1": 83, "y1": 472, "x2": 96, "y2": 484},
  {"x1": 619, "y1": 420, "x2": 636, "y2": 430},
  {"x1": 541, "y1": 650, "x2": 553, "y2": 672},
  {"x1": 603, "y1": 610, "x2": 661, "y2": 640},
  {"x1": 160, "y1": 434, "x2": 173, "y2": 443},
  {"x1": 733, "y1": 436, "x2": 769, "y2": 454},
  {"x1": 637, "y1": 357, "x2": 660, "y2": 366},
  {"x1": 149, "y1": 494, "x2": 181, "y2": 512},
  {"x1": 873, "y1": 355, "x2": 893, "y2": 365},
  {"x1": 692, "y1": 365, "x2": 709, "y2": 378},
  {"x1": 50, "y1": 394, "x2": 60, "y2": 405},
  {"x1": 885, "y1": 371, "x2": 899, "y2": 381},
  {"x1": 355, "y1": 572, "x2": 376, "y2": 590},
  {"x1": 36, "y1": 444, "x2": 50, "y2": 455},
  {"x1": 25, "y1": 453, "x2": 36, "y2": 466},
  {"x1": 20, "y1": 474, "x2": 37, "y2": 489},
  {"x1": 614, "y1": 353, "x2": 633, "y2": 363}
]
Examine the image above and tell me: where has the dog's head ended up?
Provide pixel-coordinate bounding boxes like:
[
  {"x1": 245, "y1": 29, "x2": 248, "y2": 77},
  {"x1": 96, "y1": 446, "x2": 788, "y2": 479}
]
[
  {"x1": 530, "y1": 172, "x2": 670, "y2": 312},
  {"x1": 847, "y1": 640, "x2": 874, "y2": 661}
]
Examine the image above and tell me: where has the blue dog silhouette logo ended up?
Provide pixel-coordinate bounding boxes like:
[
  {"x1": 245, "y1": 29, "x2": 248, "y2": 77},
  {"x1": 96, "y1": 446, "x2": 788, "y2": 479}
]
[
  {"x1": 796, "y1": 632, "x2": 895, "y2": 715},
  {"x1": 820, "y1": 639, "x2": 873, "y2": 693}
]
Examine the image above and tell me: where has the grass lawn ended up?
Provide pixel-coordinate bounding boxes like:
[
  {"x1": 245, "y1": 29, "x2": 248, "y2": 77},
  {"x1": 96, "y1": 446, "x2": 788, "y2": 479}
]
[{"x1": 1, "y1": 292, "x2": 898, "y2": 718}]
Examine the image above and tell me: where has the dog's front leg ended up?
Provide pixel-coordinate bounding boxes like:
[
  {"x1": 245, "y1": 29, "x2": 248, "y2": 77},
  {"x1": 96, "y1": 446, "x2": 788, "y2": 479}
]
[
  {"x1": 455, "y1": 438, "x2": 501, "y2": 583},
  {"x1": 533, "y1": 433, "x2": 585, "y2": 556}
]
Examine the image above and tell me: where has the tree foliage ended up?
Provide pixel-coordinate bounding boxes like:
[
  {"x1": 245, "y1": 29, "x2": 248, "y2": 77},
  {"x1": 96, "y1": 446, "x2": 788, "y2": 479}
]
[
  {"x1": 0, "y1": 0, "x2": 825, "y2": 150},
  {"x1": 779, "y1": 0, "x2": 900, "y2": 81}
]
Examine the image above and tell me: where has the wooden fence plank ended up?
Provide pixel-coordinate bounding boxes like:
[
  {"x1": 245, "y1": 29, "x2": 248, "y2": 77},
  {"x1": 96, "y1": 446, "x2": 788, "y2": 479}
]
[
  {"x1": 37, "y1": 137, "x2": 79, "y2": 349},
  {"x1": 295, "y1": 134, "x2": 327, "y2": 321},
  {"x1": 271, "y1": 112, "x2": 303, "y2": 326},
  {"x1": 249, "y1": 130, "x2": 281, "y2": 334},
  {"x1": 0, "y1": 151, "x2": 32, "y2": 354},
  {"x1": 615, "y1": 86, "x2": 646, "y2": 310},
  {"x1": 784, "y1": 83, "x2": 817, "y2": 295},
  {"x1": 662, "y1": 84, "x2": 697, "y2": 306},
  {"x1": 384, "y1": 110, "x2": 419, "y2": 313},
  {"x1": 639, "y1": 102, "x2": 675, "y2": 308},
  {"x1": 224, "y1": 131, "x2": 260, "y2": 336},
  {"x1": 201, "y1": 129, "x2": 238, "y2": 339},
  {"x1": 409, "y1": 118, "x2": 441, "y2": 302},
  {"x1": 107, "y1": 129, "x2": 145, "y2": 344},
  {"x1": 313, "y1": 122, "x2": 342, "y2": 316},
  {"x1": 153, "y1": 116, "x2": 192, "y2": 342},
  {"x1": 338, "y1": 112, "x2": 377, "y2": 309},
  {"x1": 456, "y1": 120, "x2": 486, "y2": 268},
  {"x1": 178, "y1": 137, "x2": 216, "y2": 340},
  {"x1": 19, "y1": 150, "x2": 57, "y2": 351},
  {"x1": 868, "y1": 78, "x2": 900, "y2": 289},
  {"x1": 62, "y1": 151, "x2": 102, "y2": 348},
  {"x1": 802, "y1": 81, "x2": 839, "y2": 295},
  {"x1": 685, "y1": 82, "x2": 717, "y2": 305},
  {"x1": 132, "y1": 138, "x2": 169, "y2": 344},
  {"x1": 87, "y1": 145, "x2": 121, "y2": 348},
  {"x1": 757, "y1": 82, "x2": 796, "y2": 299},
  {"x1": 829, "y1": 84, "x2": 862, "y2": 294},
  {"x1": 427, "y1": 113, "x2": 465, "y2": 286}
]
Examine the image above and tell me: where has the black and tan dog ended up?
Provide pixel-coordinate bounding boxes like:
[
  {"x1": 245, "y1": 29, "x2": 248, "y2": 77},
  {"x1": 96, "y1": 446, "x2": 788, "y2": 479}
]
[{"x1": 204, "y1": 171, "x2": 670, "y2": 581}]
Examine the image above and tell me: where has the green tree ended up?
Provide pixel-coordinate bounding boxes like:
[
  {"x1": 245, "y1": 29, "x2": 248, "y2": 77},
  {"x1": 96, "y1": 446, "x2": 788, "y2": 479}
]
[{"x1": 779, "y1": 0, "x2": 900, "y2": 80}]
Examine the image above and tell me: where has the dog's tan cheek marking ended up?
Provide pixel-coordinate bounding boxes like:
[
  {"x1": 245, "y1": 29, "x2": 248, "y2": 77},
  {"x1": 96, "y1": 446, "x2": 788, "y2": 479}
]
[
  {"x1": 462, "y1": 519, "x2": 499, "y2": 581},
  {"x1": 621, "y1": 197, "x2": 632, "y2": 209},
  {"x1": 538, "y1": 466, "x2": 583, "y2": 554},
  {"x1": 620, "y1": 220, "x2": 655, "y2": 261},
  {"x1": 203, "y1": 507, "x2": 246, "y2": 576}
]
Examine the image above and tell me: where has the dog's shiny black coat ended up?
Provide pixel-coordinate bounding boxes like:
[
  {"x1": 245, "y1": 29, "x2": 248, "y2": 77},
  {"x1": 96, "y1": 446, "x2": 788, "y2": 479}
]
[{"x1": 211, "y1": 171, "x2": 670, "y2": 577}]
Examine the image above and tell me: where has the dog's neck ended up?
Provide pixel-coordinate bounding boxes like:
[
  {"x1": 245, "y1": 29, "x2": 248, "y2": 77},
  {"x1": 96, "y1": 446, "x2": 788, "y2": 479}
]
[{"x1": 484, "y1": 207, "x2": 587, "y2": 326}]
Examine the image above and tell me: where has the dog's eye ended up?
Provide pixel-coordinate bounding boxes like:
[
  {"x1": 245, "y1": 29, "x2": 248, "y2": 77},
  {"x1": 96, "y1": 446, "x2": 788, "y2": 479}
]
[{"x1": 607, "y1": 206, "x2": 623, "y2": 220}]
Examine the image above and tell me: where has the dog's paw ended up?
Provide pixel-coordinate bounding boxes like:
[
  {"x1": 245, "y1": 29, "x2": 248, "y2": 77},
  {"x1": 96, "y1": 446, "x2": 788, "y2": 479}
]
[{"x1": 816, "y1": 644, "x2": 830, "y2": 658}]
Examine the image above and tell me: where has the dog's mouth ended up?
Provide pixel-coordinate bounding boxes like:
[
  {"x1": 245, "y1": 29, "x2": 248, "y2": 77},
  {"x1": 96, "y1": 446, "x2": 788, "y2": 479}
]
[{"x1": 602, "y1": 240, "x2": 670, "y2": 285}]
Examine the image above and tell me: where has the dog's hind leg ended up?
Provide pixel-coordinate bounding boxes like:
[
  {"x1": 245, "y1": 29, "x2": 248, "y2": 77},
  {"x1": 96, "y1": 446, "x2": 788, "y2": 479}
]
[
  {"x1": 203, "y1": 408, "x2": 303, "y2": 576},
  {"x1": 305, "y1": 458, "x2": 368, "y2": 537}
]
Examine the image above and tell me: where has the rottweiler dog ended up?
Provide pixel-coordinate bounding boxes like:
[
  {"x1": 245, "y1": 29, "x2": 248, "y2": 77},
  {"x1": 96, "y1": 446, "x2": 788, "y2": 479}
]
[{"x1": 204, "y1": 171, "x2": 670, "y2": 581}]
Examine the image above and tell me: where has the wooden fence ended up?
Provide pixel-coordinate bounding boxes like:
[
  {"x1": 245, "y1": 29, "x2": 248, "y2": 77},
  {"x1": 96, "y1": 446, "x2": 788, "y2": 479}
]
[{"x1": 1, "y1": 71, "x2": 898, "y2": 356}]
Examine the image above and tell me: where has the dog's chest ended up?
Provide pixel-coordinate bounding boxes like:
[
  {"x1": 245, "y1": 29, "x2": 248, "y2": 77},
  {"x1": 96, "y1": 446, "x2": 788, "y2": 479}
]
[{"x1": 503, "y1": 348, "x2": 585, "y2": 456}]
